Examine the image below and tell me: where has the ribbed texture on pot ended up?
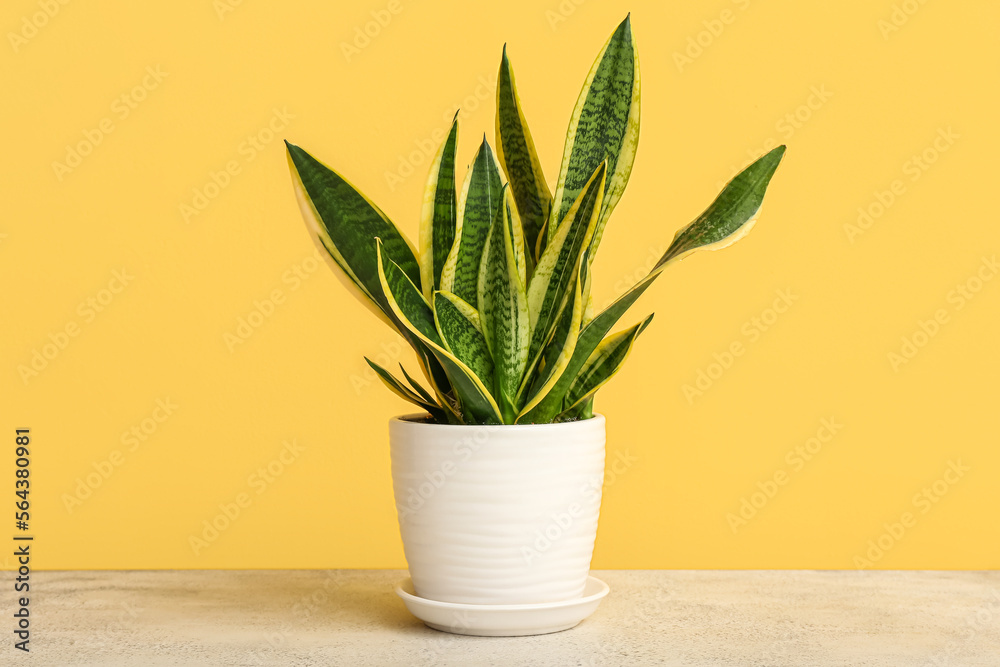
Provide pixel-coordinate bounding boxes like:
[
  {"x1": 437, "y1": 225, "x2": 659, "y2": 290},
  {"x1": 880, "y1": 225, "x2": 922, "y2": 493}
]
[{"x1": 389, "y1": 414, "x2": 606, "y2": 605}]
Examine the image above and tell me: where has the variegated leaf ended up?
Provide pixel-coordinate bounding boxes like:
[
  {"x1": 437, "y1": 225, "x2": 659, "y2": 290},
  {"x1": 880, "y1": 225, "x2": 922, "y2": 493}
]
[
  {"x1": 419, "y1": 115, "x2": 459, "y2": 299},
  {"x1": 433, "y1": 291, "x2": 494, "y2": 391},
  {"x1": 550, "y1": 14, "x2": 640, "y2": 256},
  {"x1": 477, "y1": 187, "x2": 530, "y2": 423},
  {"x1": 660, "y1": 145, "x2": 786, "y2": 264},
  {"x1": 526, "y1": 162, "x2": 606, "y2": 368},
  {"x1": 376, "y1": 241, "x2": 503, "y2": 424},
  {"x1": 496, "y1": 45, "x2": 552, "y2": 266},
  {"x1": 440, "y1": 138, "x2": 505, "y2": 304},
  {"x1": 286, "y1": 142, "x2": 420, "y2": 326},
  {"x1": 412, "y1": 348, "x2": 461, "y2": 424},
  {"x1": 517, "y1": 252, "x2": 590, "y2": 421},
  {"x1": 399, "y1": 364, "x2": 436, "y2": 405},
  {"x1": 560, "y1": 313, "x2": 653, "y2": 414},
  {"x1": 525, "y1": 280, "x2": 575, "y2": 400},
  {"x1": 522, "y1": 147, "x2": 785, "y2": 422},
  {"x1": 366, "y1": 357, "x2": 448, "y2": 422}
]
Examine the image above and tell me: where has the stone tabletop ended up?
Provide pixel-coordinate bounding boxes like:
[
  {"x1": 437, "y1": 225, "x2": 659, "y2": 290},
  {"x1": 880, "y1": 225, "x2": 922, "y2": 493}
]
[{"x1": 23, "y1": 569, "x2": 1000, "y2": 666}]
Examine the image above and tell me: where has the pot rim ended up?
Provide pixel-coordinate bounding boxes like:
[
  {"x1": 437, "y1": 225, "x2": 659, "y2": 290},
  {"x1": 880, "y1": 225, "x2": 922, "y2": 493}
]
[{"x1": 391, "y1": 413, "x2": 605, "y2": 430}]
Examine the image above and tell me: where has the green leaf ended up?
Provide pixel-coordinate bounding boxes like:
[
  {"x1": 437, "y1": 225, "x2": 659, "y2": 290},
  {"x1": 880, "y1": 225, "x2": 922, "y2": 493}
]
[
  {"x1": 419, "y1": 115, "x2": 459, "y2": 299},
  {"x1": 525, "y1": 162, "x2": 606, "y2": 370},
  {"x1": 286, "y1": 142, "x2": 420, "y2": 326},
  {"x1": 560, "y1": 313, "x2": 653, "y2": 414},
  {"x1": 526, "y1": 279, "x2": 577, "y2": 399},
  {"x1": 582, "y1": 291, "x2": 595, "y2": 325},
  {"x1": 412, "y1": 349, "x2": 461, "y2": 423},
  {"x1": 376, "y1": 240, "x2": 503, "y2": 424},
  {"x1": 554, "y1": 401, "x2": 590, "y2": 422},
  {"x1": 550, "y1": 13, "x2": 640, "y2": 255},
  {"x1": 496, "y1": 45, "x2": 552, "y2": 267},
  {"x1": 517, "y1": 252, "x2": 590, "y2": 422},
  {"x1": 433, "y1": 291, "x2": 494, "y2": 392},
  {"x1": 399, "y1": 363, "x2": 436, "y2": 405},
  {"x1": 477, "y1": 187, "x2": 530, "y2": 423},
  {"x1": 365, "y1": 357, "x2": 448, "y2": 422},
  {"x1": 524, "y1": 146, "x2": 785, "y2": 422},
  {"x1": 286, "y1": 146, "x2": 456, "y2": 418},
  {"x1": 661, "y1": 145, "x2": 786, "y2": 264},
  {"x1": 440, "y1": 137, "x2": 505, "y2": 305}
]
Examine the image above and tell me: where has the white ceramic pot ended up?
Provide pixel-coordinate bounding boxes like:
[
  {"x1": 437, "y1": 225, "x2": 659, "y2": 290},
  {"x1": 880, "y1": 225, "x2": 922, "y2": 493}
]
[{"x1": 389, "y1": 414, "x2": 606, "y2": 605}]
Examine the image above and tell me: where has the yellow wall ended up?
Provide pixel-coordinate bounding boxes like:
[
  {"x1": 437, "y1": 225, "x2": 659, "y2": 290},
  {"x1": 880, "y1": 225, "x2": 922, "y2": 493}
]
[{"x1": 3, "y1": 0, "x2": 997, "y2": 570}]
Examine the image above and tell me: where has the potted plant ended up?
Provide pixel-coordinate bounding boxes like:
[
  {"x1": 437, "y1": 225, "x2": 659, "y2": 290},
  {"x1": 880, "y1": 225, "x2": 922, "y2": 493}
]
[{"x1": 284, "y1": 15, "x2": 784, "y2": 635}]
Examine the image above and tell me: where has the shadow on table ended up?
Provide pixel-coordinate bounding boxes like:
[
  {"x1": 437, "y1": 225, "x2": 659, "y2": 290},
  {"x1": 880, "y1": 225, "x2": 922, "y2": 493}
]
[{"x1": 249, "y1": 571, "x2": 430, "y2": 633}]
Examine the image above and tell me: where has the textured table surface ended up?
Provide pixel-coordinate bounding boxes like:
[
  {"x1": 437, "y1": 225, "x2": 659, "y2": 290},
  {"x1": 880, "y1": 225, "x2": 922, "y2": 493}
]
[{"x1": 21, "y1": 569, "x2": 1000, "y2": 666}]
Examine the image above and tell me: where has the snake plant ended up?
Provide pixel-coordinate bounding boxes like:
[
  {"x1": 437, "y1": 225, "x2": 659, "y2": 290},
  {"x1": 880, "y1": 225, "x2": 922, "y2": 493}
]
[{"x1": 285, "y1": 15, "x2": 785, "y2": 425}]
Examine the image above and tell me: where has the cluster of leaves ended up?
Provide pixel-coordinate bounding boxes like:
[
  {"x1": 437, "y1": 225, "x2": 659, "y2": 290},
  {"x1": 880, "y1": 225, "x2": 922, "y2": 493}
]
[{"x1": 285, "y1": 16, "x2": 785, "y2": 425}]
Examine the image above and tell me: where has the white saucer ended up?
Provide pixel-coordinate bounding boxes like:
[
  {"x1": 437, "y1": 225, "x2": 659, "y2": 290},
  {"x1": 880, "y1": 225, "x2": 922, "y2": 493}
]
[{"x1": 394, "y1": 576, "x2": 609, "y2": 637}]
